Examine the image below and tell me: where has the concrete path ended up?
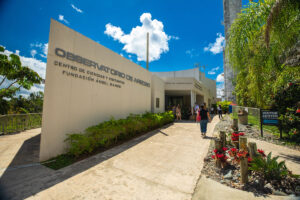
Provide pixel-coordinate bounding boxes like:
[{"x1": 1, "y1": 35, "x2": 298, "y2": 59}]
[
  {"x1": 192, "y1": 176, "x2": 296, "y2": 200},
  {"x1": 0, "y1": 128, "x2": 41, "y2": 176},
  {"x1": 0, "y1": 118, "x2": 219, "y2": 200}
]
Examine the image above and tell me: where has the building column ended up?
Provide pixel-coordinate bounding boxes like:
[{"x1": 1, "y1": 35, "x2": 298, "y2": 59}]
[{"x1": 191, "y1": 90, "x2": 196, "y2": 115}]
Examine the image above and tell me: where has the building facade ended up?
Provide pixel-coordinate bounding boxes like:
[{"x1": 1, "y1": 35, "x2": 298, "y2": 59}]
[
  {"x1": 223, "y1": 0, "x2": 241, "y2": 101},
  {"x1": 153, "y1": 68, "x2": 217, "y2": 114},
  {"x1": 40, "y1": 20, "x2": 217, "y2": 161}
]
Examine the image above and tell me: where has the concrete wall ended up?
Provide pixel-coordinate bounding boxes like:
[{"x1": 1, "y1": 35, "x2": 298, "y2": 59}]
[
  {"x1": 153, "y1": 68, "x2": 200, "y2": 82},
  {"x1": 151, "y1": 75, "x2": 165, "y2": 113},
  {"x1": 223, "y1": 0, "x2": 241, "y2": 102},
  {"x1": 200, "y1": 73, "x2": 217, "y2": 104},
  {"x1": 154, "y1": 68, "x2": 216, "y2": 103},
  {"x1": 40, "y1": 19, "x2": 152, "y2": 161}
]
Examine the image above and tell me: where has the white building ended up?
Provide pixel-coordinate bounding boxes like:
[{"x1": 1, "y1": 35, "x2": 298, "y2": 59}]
[{"x1": 153, "y1": 68, "x2": 217, "y2": 113}]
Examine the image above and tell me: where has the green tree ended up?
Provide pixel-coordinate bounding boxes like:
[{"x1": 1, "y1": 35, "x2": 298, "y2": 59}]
[
  {"x1": 0, "y1": 46, "x2": 42, "y2": 99},
  {"x1": 7, "y1": 92, "x2": 44, "y2": 114},
  {"x1": 0, "y1": 46, "x2": 42, "y2": 114},
  {"x1": 226, "y1": 0, "x2": 300, "y2": 108}
]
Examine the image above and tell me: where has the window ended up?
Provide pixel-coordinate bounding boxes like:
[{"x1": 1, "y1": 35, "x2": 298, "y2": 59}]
[{"x1": 156, "y1": 98, "x2": 160, "y2": 108}]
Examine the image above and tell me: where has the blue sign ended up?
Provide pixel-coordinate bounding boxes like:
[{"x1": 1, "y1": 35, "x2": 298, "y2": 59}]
[
  {"x1": 263, "y1": 119, "x2": 278, "y2": 125},
  {"x1": 261, "y1": 110, "x2": 279, "y2": 126}
]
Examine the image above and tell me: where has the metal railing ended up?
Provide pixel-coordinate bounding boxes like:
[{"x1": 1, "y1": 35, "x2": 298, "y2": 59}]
[
  {"x1": 231, "y1": 105, "x2": 261, "y2": 126},
  {"x1": 0, "y1": 113, "x2": 42, "y2": 135}
]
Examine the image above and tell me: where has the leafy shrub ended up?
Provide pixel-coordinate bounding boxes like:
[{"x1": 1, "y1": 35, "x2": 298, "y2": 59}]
[
  {"x1": 65, "y1": 111, "x2": 174, "y2": 157},
  {"x1": 217, "y1": 101, "x2": 232, "y2": 113},
  {"x1": 249, "y1": 152, "x2": 288, "y2": 182}
]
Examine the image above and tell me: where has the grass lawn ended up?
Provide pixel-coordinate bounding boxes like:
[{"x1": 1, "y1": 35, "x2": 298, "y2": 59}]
[{"x1": 230, "y1": 113, "x2": 299, "y2": 146}]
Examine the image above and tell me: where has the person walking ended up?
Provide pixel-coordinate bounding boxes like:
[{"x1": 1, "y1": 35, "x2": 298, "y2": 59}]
[
  {"x1": 176, "y1": 104, "x2": 182, "y2": 121},
  {"x1": 172, "y1": 105, "x2": 176, "y2": 118},
  {"x1": 199, "y1": 104, "x2": 211, "y2": 137},
  {"x1": 217, "y1": 105, "x2": 223, "y2": 119},
  {"x1": 196, "y1": 106, "x2": 201, "y2": 124},
  {"x1": 211, "y1": 107, "x2": 214, "y2": 115}
]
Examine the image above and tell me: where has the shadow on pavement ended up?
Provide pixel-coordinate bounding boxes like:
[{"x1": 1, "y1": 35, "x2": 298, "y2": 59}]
[
  {"x1": 0, "y1": 124, "x2": 172, "y2": 200},
  {"x1": 279, "y1": 153, "x2": 300, "y2": 164}
]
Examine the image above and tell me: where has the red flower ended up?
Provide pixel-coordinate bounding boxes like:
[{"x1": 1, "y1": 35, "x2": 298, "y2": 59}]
[
  {"x1": 248, "y1": 157, "x2": 253, "y2": 163},
  {"x1": 222, "y1": 147, "x2": 228, "y2": 151},
  {"x1": 230, "y1": 148, "x2": 237, "y2": 152},
  {"x1": 231, "y1": 135, "x2": 239, "y2": 141},
  {"x1": 213, "y1": 149, "x2": 218, "y2": 153},
  {"x1": 217, "y1": 153, "x2": 224, "y2": 158},
  {"x1": 239, "y1": 132, "x2": 245, "y2": 136},
  {"x1": 211, "y1": 155, "x2": 216, "y2": 159},
  {"x1": 289, "y1": 82, "x2": 293, "y2": 86},
  {"x1": 232, "y1": 133, "x2": 239, "y2": 137},
  {"x1": 257, "y1": 149, "x2": 266, "y2": 157},
  {"x1": 237, "y1": 151, "x2": 247, "y2": 158}
]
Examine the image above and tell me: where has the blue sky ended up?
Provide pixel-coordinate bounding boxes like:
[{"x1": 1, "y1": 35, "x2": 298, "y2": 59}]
[{"x1": 0, "y1": 0, "x2": 249, "y2": 97}]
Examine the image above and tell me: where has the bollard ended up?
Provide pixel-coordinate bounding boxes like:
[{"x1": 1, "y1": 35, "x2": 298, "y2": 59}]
[
  {"x1": 248, "y1": 142, "x2": 257, "y2": 159},
  {"x1": 239, "y1": 136, "x2": 247, "y2": 151},
  {"x1": 219, "y1": 131, "x2": 226, "y2": 148},
  {"x1": 240, "y1": 157, "x2": 248, "y2": 183},
  {"x1": 214, "y1": 139, "x2": 222, "y2": 168},
  {"x1": 233, "y1": 118, "x2": 238, "y2": 131}
]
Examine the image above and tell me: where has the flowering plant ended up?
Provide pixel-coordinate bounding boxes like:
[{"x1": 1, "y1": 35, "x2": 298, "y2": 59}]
[
  {"x1": 231, "y1": 132, "x2": 245, "y2": 141},
  {"x1": 257, "y1": 149, "x2": 266, "y2": 157},
  {"x1": 228, "y1": 148, "x2": 250, "y2": 164},
  {"x1": 211, "y1": 148, "x2": 229, "y2": 166},
  {"x1": 248, "y1": 157, "x2": 253, "y2": 163}
]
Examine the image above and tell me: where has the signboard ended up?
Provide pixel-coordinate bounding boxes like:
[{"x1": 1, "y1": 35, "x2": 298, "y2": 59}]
[
  {"x1": 261, "y1": 110, "x2": 279, "y2": 125},
  {"x1": 260, "y1": 109, "x2": 281, "y2": 138}
]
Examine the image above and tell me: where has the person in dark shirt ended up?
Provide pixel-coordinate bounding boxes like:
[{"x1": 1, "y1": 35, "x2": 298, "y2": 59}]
[{"x1": 199, "y1": 103, "x2": 211, "y2": 137}]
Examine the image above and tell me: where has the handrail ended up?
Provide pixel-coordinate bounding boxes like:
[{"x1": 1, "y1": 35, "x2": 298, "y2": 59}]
[{"x1": 0, "y1": 113, "x2": 42, "y2": 135}]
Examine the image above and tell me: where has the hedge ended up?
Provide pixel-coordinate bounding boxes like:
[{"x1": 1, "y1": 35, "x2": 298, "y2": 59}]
[{"x1": 65, "y1": 111, "x2": 174, "y2": 157}]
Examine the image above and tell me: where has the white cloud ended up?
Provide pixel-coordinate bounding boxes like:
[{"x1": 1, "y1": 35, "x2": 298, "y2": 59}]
[
  {"x1": 71, "y1": 4, "x2": 83, "y2": 13},
  {"x1": 185, "y1": 49, "x2": 199, "y2": 58},
  {"x1": 204, "y1": 33, "x2": 225, "y2": 54},
  {"x1": 30, "y1": 43, "x2": 42, "y2": 48},
  {"x1": 217, "y1": 83, "x2": 224, "y2": 98},
  {"x1": 40, "y1": 43, "x2": 48, "y2": 58},
  {"x1": 30, "y1": 43, "x2": 48, "y2": 58},
  {"x1": 15, "y1": 50, "x2": 20, "y2": 55},
  {"x1": 58, "y1": 15, "x2": 69, "y2": 24},
  {"x1": 170, "y1": 36, "x2": 179, "y2": 40},
  {"x1": 208, "y1": 66, "x2": 220, "y2": 75},
  {"x1": 216, "y1": 73, "x2": 224, "y2": 82},
  {"x1": 104, "y1": 13, "x2": 177, "y2": 62},
  {"x1": 31, "y1": 49, "x2": 37, "y2": 57}
]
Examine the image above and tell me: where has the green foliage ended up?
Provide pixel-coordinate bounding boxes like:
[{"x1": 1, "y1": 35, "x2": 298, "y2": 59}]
[
  {"x1": 0, "y1": 92, "x2": 44, "y2": 114},
  {"x1": 249, "y1": 152, "x2": 288, "y2": 182},
  {"x1": 216, "y1": 101, "x2": 232, "y2": 113},
  {"x1": 226, "y1": 0, "x2": 300, "y2": 108},
  {"x1": 65, "y1": 111, "x2": 174, "y2": 157},
  {"x1": 0, "y1": 46, "x2": 42, "y2": 100},
  {"x1": 42, "y1": 154, "x2": 76, "y2": 170}
]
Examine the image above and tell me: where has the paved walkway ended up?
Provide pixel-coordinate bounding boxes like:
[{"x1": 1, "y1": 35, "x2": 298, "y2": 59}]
[
  {"x1": 1, "y1": 118, "x2": 299, "y2": 200},
  {"x1": 0, "y1": 128, "x2": 41, "y2": 176},
  {"x1": 0, "y1": 118, "x2": 219, "y2": 200}
]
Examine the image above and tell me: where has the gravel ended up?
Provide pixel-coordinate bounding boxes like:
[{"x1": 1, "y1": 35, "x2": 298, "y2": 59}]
[{"x1": 201, "y1": 116, "x2": 300, "y2": 197}]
